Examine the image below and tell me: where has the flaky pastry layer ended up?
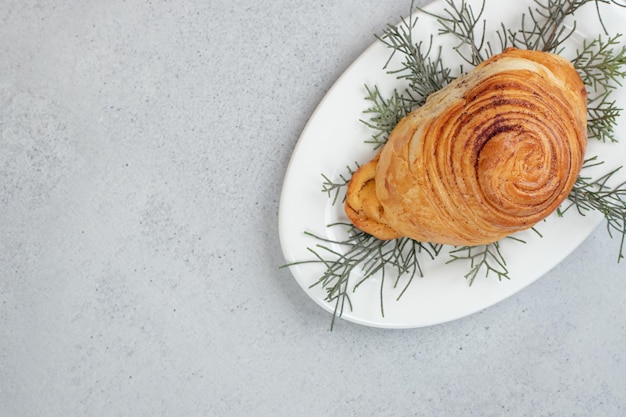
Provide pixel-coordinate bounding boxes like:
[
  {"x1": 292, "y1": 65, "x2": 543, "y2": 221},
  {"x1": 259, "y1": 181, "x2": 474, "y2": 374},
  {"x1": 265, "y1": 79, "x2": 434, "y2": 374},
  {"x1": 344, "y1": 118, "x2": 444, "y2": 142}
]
[{"x1": 345, "y1": 48, "x2": 588, "y2": 245}]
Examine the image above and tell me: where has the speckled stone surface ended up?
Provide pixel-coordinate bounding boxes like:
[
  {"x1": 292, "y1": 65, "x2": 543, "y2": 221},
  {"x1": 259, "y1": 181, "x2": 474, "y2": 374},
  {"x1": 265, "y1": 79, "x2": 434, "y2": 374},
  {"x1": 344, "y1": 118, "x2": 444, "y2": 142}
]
[{"x1": 1, "y1": 1, "x2": 626, "y2": 416}]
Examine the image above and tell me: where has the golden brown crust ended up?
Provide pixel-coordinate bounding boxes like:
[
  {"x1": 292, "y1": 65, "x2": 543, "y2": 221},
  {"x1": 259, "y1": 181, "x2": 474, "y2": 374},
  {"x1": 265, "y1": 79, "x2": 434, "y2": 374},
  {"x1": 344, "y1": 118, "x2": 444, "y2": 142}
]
[
  {"x1": 345, "y1": 48, "x2": 588, "y2": 245},
  {"x1": 345, "y1": 154, "x2": 402, "y2": 240}
]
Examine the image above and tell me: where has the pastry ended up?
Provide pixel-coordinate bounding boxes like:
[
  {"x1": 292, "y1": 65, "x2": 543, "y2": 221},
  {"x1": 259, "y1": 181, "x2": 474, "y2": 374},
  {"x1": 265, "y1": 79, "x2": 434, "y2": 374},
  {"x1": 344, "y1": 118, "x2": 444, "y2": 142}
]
[{"x1": 345, "y1": 48, "x2": 588, "y2": 246}]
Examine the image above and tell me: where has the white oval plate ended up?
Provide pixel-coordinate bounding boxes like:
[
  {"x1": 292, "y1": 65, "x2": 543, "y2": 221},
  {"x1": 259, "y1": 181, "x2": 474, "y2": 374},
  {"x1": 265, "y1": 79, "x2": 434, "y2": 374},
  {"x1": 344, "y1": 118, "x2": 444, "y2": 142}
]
[{"x1": 279, "y1": 0, "x2": 626, "y2": 328}]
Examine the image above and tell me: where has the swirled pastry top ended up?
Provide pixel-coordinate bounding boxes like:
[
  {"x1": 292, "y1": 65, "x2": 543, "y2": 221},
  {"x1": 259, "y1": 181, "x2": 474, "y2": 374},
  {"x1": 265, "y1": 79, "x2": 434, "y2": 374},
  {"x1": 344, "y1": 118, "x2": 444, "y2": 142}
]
[{"x1": 345, "y1": 48, "x2": 588, "y2": 245}]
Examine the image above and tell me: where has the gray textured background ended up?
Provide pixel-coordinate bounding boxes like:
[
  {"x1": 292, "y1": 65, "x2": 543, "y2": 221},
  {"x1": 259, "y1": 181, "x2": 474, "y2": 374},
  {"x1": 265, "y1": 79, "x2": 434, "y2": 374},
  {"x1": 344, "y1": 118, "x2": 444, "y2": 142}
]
[{"x1": 2, "y1": 1, "x2": 625, "y2": 416}]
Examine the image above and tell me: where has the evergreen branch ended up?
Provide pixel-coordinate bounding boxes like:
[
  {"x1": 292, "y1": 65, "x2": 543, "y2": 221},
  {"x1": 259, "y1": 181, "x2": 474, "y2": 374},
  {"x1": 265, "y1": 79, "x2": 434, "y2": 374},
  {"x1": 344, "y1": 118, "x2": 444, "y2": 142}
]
[
  {"x1": 586, "y1": 90, "x2": 622, "y2": 142},
  {"x1": 572, "y1": 34, "x2": 626, "y2": 92},
  {"x1": 360, "y1": 86, "x2": 413, "y2": 149},
  {"x1": 284, "y1": 224, "x2": 442, "y2": 330},
  {"x1": 563, "y1": 160, "x2": 626, "y2": 261},
  {"x1": 447, "y1": 241, "x2": 511, "y2": 286},
  {"x1": 321, "y1": 164, "x2": 359, "y2": 205},
  {"x1": 377, "y1": 4, "x2": 454, "y2": 104},
  {"x1": 420, "y1": 0, "x2": 490, "y2": 66}
]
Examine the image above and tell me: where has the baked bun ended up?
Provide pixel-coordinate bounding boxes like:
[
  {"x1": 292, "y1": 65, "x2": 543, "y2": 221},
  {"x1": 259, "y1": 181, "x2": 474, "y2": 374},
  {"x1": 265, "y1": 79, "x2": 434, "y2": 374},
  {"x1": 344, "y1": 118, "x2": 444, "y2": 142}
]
[{"x1": 345, "y1": 48, "x2": 588, "y2": 246}]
